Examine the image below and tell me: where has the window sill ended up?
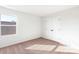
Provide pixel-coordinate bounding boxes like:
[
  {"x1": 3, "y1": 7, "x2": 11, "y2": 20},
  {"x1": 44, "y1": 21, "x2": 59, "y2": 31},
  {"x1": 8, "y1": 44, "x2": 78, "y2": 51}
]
[{"x1": 1, "y1": 34, "x2": 17, "y2": 37}]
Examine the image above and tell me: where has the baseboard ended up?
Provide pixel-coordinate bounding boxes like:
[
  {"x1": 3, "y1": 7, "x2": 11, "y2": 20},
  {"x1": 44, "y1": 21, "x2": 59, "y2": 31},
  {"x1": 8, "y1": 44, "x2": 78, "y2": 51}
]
[
  {"x1": 41, "y1": 37, "x2": 65, "y2": 46},
  {"x1": 0, "y1": 37, "x2": 41, "y2": 48},
  {"x1": 0, "y1": 36, "x2": 65, "y2": 48}
]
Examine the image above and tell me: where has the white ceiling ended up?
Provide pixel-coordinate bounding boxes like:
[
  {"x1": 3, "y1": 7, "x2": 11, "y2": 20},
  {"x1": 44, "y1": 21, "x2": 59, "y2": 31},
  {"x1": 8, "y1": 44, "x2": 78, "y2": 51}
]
[{"x1": 3, "y1": 5, "x2": 77, "y2": 17}]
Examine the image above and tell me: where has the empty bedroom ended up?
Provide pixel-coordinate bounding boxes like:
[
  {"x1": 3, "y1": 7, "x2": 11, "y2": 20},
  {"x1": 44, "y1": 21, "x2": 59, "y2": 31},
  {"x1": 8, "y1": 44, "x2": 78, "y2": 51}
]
[{"x1": 0, "y1": 5, "x2": 79, "y2": 54}]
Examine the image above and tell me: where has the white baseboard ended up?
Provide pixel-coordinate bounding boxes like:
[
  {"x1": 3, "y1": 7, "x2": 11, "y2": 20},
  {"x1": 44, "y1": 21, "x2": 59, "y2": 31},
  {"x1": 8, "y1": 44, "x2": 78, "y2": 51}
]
[{"x1": 0, "y1": 36, "x2": 41, "y2": 48}]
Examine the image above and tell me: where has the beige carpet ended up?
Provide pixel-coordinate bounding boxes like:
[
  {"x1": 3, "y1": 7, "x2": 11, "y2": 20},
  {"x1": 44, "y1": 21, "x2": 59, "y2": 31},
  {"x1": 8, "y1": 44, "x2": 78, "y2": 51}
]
[
  {"x1": 55, "y1": 46, "x2": 79, "y2": 53},
  {"x1": 25, "y1": 44, "x2": 56, "y2": 51}
]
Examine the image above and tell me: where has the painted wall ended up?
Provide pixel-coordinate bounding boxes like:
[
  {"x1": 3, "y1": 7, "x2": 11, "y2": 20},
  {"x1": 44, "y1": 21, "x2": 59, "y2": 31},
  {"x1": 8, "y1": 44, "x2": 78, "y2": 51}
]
[
  {"x1": 0, "y1": 6, "x2": 41, "y2": 48},
  {"x1": 1, "y1": 6, "x2": 79, "y2": 49},
  {"x1": 42, "y1": 7, "x2": 79, "y2": 49}
]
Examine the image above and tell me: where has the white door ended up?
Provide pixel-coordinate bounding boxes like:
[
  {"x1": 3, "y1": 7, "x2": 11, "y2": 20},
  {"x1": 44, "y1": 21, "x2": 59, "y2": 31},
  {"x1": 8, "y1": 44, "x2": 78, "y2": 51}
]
[{"x1": 52, "y1": 16, "x2": 63, "y2": 42}]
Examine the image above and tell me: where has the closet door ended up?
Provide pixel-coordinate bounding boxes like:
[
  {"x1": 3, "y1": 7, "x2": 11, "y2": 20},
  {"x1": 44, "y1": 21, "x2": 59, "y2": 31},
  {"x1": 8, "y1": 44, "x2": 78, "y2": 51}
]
[{"x1": 52, "y1": 16, "x2": 63, "y2": 41}]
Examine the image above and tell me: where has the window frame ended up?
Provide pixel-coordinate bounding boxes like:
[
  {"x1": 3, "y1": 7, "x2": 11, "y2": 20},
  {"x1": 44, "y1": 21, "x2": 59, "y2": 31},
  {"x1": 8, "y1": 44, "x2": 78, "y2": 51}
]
[{"x1": 0, "y1": 15, "x2": 17, "y2": 36}]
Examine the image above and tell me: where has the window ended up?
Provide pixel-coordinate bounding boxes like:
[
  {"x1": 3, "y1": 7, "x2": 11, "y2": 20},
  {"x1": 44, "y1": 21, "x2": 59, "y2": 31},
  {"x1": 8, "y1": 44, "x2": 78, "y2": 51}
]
[{"x1": 0, "y1": 15, "x2": 16, "y2": 35}]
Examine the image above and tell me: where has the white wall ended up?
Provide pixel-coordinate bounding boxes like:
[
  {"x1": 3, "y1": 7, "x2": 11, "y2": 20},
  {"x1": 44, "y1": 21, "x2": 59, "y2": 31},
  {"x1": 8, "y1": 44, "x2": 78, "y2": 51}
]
[
  {"x1": 42, "y1": 7, "x2": 79, "y2": 49},
  {"x1": 1, "y1": 6, "x2": 79, "y2": 49},
  {"x1": 0, "y1": 6, "x2": 41, "y2": 48}
]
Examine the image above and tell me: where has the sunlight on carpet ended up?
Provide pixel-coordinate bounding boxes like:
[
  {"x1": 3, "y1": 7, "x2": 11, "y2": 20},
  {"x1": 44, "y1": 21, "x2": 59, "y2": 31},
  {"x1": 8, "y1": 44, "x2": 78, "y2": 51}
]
[
  {"x1": 55, "y1": 46, "x2": 79, "y2": 53},
  {"x1": 25, "y1": 44, "x2": 56, "y2": 51}
]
